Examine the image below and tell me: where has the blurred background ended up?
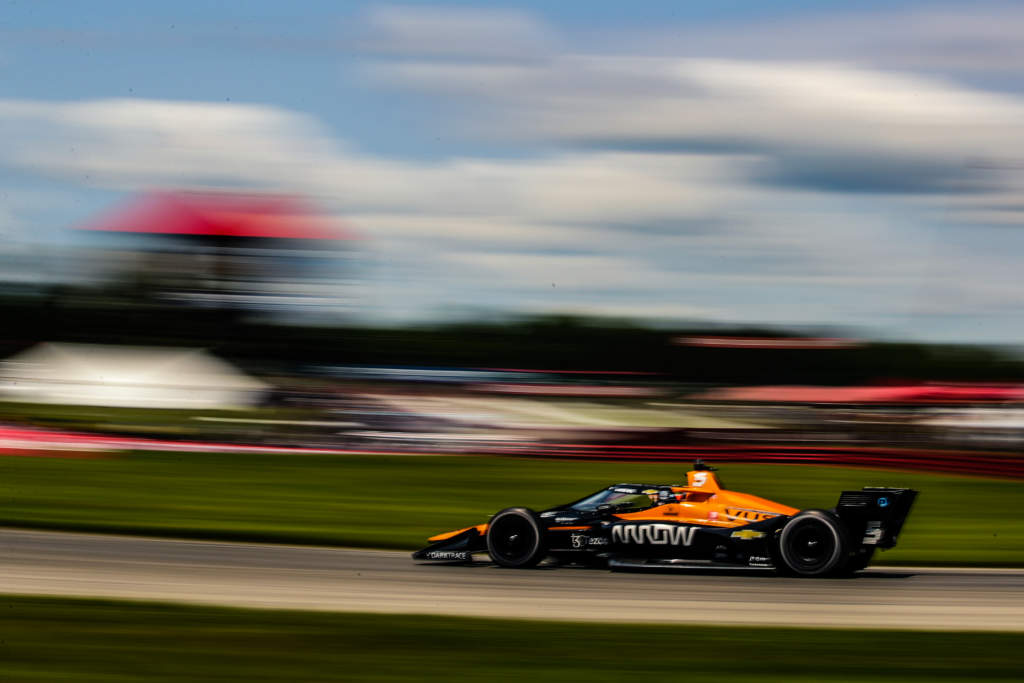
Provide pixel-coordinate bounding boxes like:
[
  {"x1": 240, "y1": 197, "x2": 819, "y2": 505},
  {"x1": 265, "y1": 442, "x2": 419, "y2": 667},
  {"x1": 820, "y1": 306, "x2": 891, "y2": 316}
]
[
  {"x1": 3, "y1": 1, "x2": 1024, "y2": 460},
  {"x1": 5, "y1": 3, "x2": 1024, "y2": 681}
]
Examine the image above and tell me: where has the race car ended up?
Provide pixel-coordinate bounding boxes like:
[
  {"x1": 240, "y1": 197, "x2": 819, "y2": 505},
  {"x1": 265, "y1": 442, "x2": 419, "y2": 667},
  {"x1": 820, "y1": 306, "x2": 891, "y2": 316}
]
[{"x1": 413, "y1": 461, "x2": 917, "y2": 577}]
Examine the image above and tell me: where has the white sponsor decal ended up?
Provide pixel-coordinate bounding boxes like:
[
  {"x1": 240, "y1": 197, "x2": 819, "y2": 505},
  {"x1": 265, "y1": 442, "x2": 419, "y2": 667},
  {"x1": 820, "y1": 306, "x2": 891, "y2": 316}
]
[
  {"x1": 426, "y1": 551, "x2": 470, "y2": 560},
  {"x1": 611, "y1": 523, "x2": 698, "y2": 546},
  {"x1": 862, "y1": 521, "x2": 883, "y2": 545}
]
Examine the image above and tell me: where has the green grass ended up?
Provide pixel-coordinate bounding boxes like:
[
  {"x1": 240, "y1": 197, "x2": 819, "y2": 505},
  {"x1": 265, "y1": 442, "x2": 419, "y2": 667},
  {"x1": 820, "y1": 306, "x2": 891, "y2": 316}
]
[
  {"x1": 2, "y1": 451, "x2": 1023, "y2": 565},
  {"x1": 1, "y1": 595, "x2": 1021, "y2": 682}
]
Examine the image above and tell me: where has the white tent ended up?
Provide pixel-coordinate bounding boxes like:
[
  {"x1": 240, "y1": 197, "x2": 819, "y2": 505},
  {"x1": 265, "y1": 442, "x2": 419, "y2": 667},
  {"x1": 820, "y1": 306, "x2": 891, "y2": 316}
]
[{"x1": 0, "y1": 343, "x2": 268, "y2": 409}]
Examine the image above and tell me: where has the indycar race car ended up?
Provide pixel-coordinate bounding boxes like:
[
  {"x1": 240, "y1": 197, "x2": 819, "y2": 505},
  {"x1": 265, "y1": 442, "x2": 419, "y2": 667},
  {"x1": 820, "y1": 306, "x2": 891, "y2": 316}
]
[{"x1": 413, "y1": 461, "x2": 917, "y2": 577}]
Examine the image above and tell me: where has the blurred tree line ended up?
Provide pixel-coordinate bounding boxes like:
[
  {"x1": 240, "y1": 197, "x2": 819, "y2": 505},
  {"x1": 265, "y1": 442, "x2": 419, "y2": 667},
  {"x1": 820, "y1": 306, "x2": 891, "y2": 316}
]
[{"x1": 1, "y1": 287, "x2": 1022, "y2": 385}]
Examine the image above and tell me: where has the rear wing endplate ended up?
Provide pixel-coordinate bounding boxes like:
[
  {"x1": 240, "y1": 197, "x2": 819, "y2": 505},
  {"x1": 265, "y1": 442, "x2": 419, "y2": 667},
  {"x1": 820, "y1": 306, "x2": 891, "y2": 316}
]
[{"x1": 835, "y1": 487, "x2": 918, "y2": 549}]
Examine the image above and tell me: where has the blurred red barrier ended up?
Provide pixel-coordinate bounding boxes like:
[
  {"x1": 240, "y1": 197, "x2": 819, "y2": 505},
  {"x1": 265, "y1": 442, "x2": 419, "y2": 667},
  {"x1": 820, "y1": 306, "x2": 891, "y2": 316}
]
[
  {"x1": 4, "y1": 424, "x2": 1022, "y2": 478},
  {"x1": 487, "y1": 441, "x2": 1024, "y2": 477}
]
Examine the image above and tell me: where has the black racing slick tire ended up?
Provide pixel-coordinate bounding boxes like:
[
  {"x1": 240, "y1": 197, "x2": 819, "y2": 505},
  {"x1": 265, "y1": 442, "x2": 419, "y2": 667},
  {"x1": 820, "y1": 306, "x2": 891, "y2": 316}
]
[
  {"x1": 777, "y1": 509, "x2": 849, "y2": 577},
  {"x1": 486, "y1": 507, "x2": 547, "y2": 568}
]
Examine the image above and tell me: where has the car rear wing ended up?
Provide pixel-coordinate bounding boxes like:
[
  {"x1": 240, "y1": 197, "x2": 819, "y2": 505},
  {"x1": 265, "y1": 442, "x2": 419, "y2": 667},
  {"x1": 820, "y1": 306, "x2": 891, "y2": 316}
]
[{"x1": 835, "y1": 487, "x2": 918, "y2": 550}]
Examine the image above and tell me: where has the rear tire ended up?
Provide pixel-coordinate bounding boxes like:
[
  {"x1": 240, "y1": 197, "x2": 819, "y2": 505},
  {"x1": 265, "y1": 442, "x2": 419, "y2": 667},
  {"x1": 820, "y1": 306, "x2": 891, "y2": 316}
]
[
  {"x1": 777, "y1": 509, "x2": 849, "y2": 577},
  {"x1": 486, "y1": 507, "x2": 547, "y2": 568}
]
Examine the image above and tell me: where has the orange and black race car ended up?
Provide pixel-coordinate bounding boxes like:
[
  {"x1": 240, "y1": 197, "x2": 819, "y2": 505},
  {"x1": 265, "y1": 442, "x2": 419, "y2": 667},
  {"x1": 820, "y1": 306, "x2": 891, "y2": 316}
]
[{"x1": 413, "y1": 461, "x2": 917, "y2": 577}]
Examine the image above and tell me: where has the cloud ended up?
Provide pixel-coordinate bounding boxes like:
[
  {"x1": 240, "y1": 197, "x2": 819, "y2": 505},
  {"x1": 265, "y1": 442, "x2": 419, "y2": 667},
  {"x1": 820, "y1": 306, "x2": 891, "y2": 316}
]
[
  {"x1": 358, "y1": 5, "x2": 557, "y2": 60},
  {"x1": 607, "y1": 2, "x2": 1024, "y2": 74},
  {"x1": 357, "y1": 4, "x2": 1024, "y2": 255},
  {"x1": 4, "y1": 2, "x2": 1024, "y2": 338},
  {"x1": 0, "y1": 98, "x2": 343, "y2": 190},
  {"x1": 372, "y1": 55, "x2": 1024, "y2": 197},
  {"x1": 0, "y1": 97, "x2": 752, "y2": 224},
  {"x1": 0, "y1": 93, "x2": 1012, "y2": 332},
  {"x1": 0, "y1": 95, "x2": 791, "y2": 322}
]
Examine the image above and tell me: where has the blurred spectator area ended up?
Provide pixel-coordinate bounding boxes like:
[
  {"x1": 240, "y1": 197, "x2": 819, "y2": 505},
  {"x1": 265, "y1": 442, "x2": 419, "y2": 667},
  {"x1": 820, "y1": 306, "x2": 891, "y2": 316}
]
[
  {"x1": 77, "y1": 190, "x2": 359, "y2": 314},
  {"x1": 0, "y1": 342, "x2": 267, "y2": 409}
]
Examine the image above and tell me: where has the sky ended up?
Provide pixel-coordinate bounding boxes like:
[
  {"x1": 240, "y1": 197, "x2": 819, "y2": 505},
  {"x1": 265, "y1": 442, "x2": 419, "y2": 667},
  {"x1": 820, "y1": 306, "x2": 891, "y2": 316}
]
[{"x1": 3, "y1": 1, "x2": 1024, "y2": 342}]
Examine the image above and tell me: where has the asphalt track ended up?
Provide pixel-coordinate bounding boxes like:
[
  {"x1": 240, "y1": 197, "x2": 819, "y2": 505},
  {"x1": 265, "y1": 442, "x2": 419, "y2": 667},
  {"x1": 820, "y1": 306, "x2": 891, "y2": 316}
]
[{"x1": 3, "y1": 528, "x2": 1023, "y2": 631}]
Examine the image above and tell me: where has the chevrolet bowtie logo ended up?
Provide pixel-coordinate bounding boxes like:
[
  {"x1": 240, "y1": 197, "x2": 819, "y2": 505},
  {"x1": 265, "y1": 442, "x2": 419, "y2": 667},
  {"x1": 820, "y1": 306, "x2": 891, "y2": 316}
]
[{"x1": 731, "y1": 529, "x2": 766, "y2": 540}]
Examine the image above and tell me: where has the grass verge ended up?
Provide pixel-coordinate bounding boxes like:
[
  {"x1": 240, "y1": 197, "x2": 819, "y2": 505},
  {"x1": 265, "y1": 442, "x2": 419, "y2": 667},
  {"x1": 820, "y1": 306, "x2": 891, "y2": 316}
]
[
  {"x1": 2, "y1": 595, "x2": 1022, "y2": 682},
  {"x1": 3, "y1": 451, "x2": 1023, "y2": 565}
]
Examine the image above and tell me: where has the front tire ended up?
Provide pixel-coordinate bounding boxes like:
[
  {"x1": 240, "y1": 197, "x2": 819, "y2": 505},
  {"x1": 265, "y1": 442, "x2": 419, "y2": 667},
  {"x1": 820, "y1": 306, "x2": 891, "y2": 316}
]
[
  {"x1": 777, "y1": 509, "x2": 849, "y2": 577},
  {"x1": 486, "y1": 507, "x2": 547, "y2": 568}
]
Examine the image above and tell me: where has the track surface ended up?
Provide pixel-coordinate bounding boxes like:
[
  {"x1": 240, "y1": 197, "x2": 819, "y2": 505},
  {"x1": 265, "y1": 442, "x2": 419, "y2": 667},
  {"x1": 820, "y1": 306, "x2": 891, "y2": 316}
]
[{"x1": 3, "y1": 528, "x2": 1023, "y2": 631}]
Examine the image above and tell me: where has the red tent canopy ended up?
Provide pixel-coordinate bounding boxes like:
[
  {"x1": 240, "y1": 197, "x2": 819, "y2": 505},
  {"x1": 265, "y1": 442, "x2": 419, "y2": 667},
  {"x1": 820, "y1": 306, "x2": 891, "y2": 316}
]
[{"x1": 78, "y1": 190, "x2": 356, "y2": 241}]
